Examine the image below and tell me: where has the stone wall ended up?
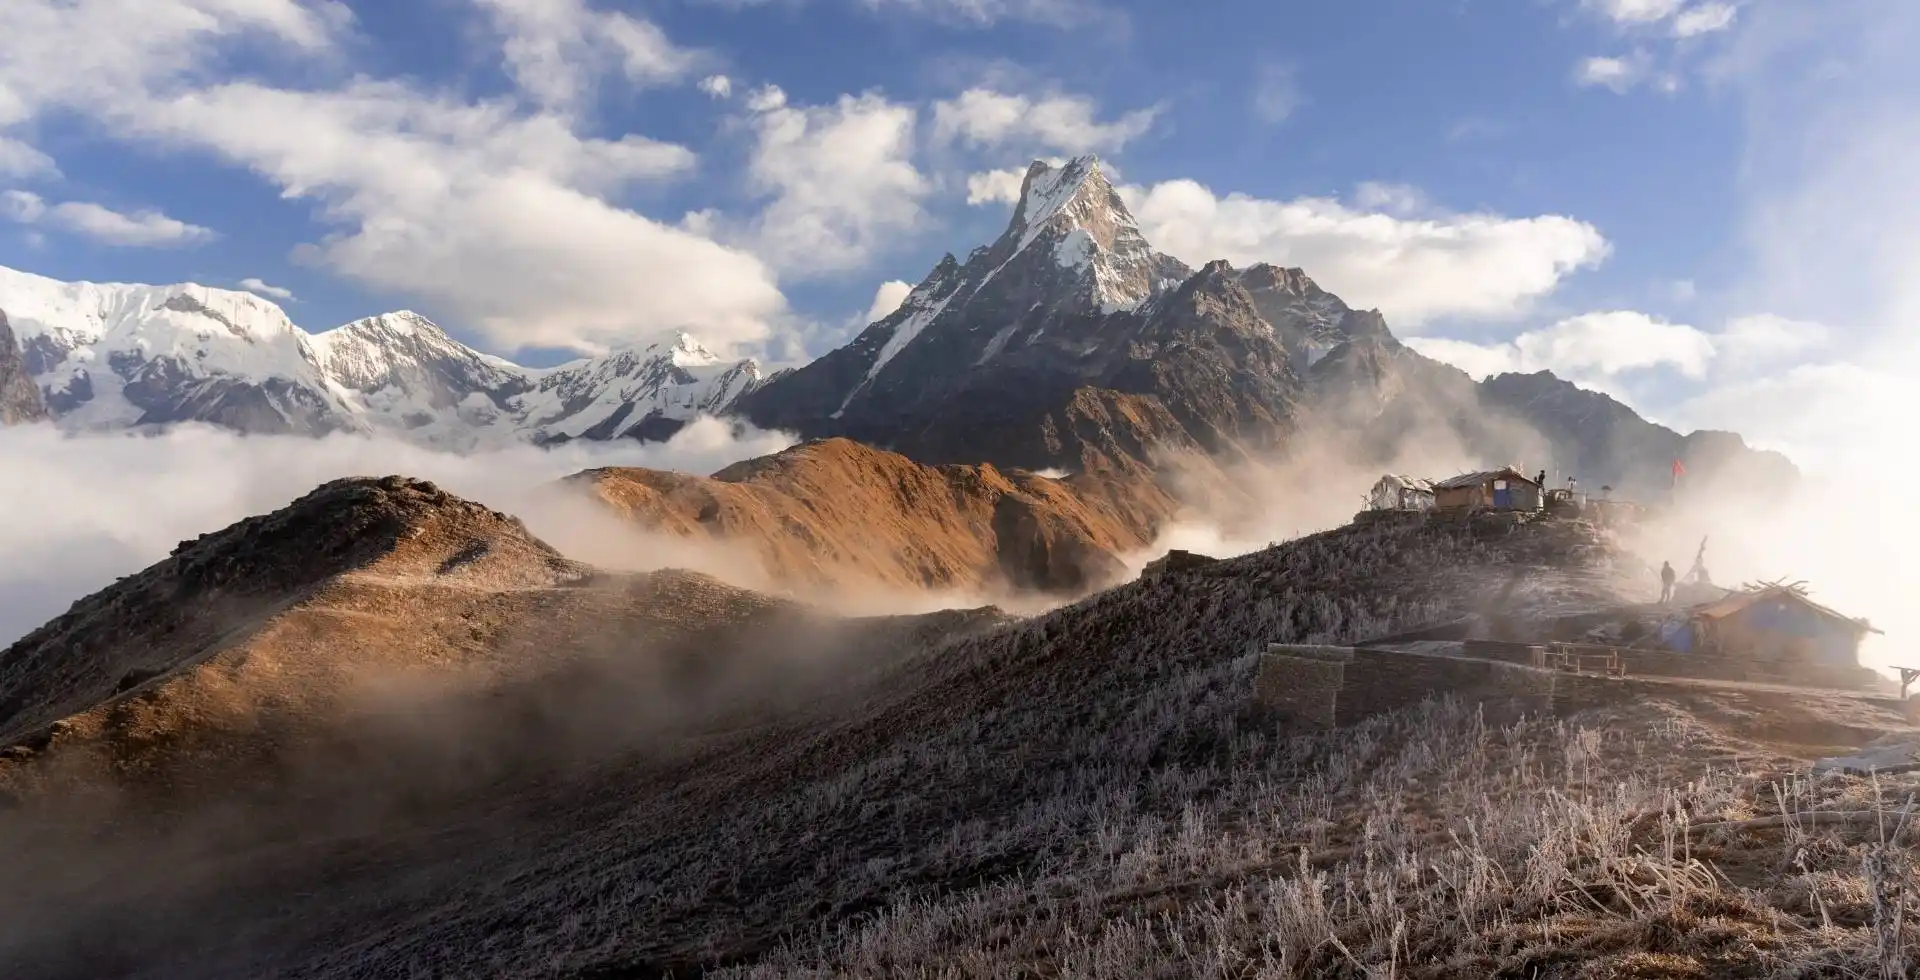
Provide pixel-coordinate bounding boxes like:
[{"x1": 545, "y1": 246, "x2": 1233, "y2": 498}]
[
  {"x1": 1338, "y1": 648, "x2": 1558, "y2": 726},
  {"x1": 1254, "y1": 645, "x2": 1352, "y2": 730},
  {"x1": 1255, "y1": 644, "x2": 1615, "y2": 730}
]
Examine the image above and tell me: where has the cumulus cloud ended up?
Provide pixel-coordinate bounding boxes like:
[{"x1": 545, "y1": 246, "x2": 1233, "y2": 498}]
[
  {"x1": 0, "y1": 190, "x2": 216, "y2": 247},
  {"x1": 238, "y1": 277, "x2": 297, "y2": 302},
  {"x1": 1671, "y1": 2, "x2": 1737, "y2": 37},
  {"x1": 130, "y1": 80, "x2": 786, "y2": 353},
  {"x1": 471, "y1": 0, "x2": 704, "y2": 113},
  {"x1": 1576, "y1": 54, "x2": 1650, "y2": 92},
  {"x1": 0, "y1": 138, "x2": 57, "y2": 179},
  {"x1": 699, "y1": 74, "x2": 734, "y2": 99},
  {"x1": 1585, "y1": 0, "x2": 1687, "y2": 25},
  {"x1": 863, "y1": 280, "x2": 913, "y2": 324},
  {"x1": 0, "y1": 418, "x2": 796, "y2": 649},
  {"x1": 965, "y1": 167, "x2": 1027, "y2": 205},
  {"x1": 1118, "y1": 179, "x2": 1609, "y2": 328},
  {"x1": 931, "y1": 88, "x2": 1158, "y2": 155},
  {"x1": 740, "y1": 88, "x2": 930, "y2": 277},
  {"x1": 1407, "y1": 311, "x2": 1718, "y2": 383}
]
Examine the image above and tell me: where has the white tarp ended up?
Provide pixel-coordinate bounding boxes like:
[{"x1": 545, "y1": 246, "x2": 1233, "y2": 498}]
[{"x1": 1368, "y1": 474, "x2": 1435, "y2": 511}]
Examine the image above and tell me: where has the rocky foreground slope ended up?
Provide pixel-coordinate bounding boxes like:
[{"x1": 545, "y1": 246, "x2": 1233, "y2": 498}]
[{"x1": 2, "y1": 485, "x2": 1914, "y2": 979}]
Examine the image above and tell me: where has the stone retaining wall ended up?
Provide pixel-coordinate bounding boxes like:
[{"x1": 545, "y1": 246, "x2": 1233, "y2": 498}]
[
  {"x1": 1255, "y1": 644, "x2": 1624, "y2": 730},
  {"x1": 1253, "y1": 645, "x2": 1352, "y2": 730}
]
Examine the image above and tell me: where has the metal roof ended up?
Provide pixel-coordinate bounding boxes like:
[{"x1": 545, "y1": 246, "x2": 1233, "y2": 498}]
[
  {"x1": 1690, "y1": 586, "x2": 1882, "y2": 634},
  {"x1": 1433, "y1": 468, "x2": 1539, "y2": 490}
]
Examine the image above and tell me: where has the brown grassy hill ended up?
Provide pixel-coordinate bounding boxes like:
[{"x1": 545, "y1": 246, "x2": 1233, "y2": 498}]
[
  {"x1": 6, "y1": 511, "x2": 1915, "y2": 979},
  {"x1": 565, "y1": 436, "x2": 1179, "y2": 595},
  {"x1": 0, "y1": 475, "x2": 1006, "y2": 805}
]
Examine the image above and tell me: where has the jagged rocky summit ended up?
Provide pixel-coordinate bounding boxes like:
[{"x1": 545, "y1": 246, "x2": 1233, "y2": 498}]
[{"x1": 738, "y1": 156, "x2": 1792, "y2": 498}]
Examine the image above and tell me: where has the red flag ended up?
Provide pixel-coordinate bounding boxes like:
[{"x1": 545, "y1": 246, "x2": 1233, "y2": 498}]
[{"x1": 1671, "y1": 458, "x2": 1687, "y2": 477}]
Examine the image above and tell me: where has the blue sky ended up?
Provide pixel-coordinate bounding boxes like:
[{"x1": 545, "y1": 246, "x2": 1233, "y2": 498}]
[{"x1": 0, "y1": 0, "x2": 1915, "y2": 466}]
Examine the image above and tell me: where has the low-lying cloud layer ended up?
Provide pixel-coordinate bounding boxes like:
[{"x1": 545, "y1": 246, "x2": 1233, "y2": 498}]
[{"x1": 0, "y1": 418, "x2": 795, "y2": 648}]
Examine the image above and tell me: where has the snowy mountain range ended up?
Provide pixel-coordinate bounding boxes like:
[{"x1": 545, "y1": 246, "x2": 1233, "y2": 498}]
[{"x1": 0, "y1": 264, "x2": 762, "y2": 449}]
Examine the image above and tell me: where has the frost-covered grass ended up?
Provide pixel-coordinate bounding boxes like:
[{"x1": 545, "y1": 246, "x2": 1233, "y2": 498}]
[{"x1": 719, "y1": 699, "x2": 1920, "y2": 979}]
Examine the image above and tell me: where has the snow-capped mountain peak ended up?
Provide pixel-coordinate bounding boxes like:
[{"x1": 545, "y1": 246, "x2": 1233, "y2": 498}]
[
  {"x1": 0, "y1": 264, "x2": 766, "y2": 448},
  {"x1": 655, "y1": 330, "x2": 723, "y2": 367}
]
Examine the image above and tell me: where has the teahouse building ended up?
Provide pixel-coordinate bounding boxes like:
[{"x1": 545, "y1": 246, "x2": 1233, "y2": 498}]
[
  {"x1": 1432, "y1": 468, "x2": 1543, "y2": 513},
  {"x1": 1663, "y1": 584, "x2": 1880, "y2": 669}
]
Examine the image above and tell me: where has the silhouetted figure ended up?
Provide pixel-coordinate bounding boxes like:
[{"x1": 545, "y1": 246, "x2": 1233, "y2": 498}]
[
  {"x1": 1536, "y1": 470, "x2": 1546, "y2": 489},
  {"x1": 1659, "y1": 561, "x2": 1676, "y2": 603}
]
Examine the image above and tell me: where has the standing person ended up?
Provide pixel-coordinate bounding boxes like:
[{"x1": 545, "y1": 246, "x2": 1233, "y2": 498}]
[{"x1": 1659, "y1": 560, "x2": 1676, "y2": 604}]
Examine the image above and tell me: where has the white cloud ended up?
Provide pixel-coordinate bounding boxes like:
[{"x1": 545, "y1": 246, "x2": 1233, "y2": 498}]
[
  {"x1": 0, "y1": 190, "x2": 43, "y2": 223},
  {"x1": 863, "y1": 279, "x2": 913, "y2": 324},
  {"x1": 0, "y1": 419, "x2": 795, "y2": 648},
  {"x1": 930, "y1": 88, "x2": 1158, "y2": 155},
  {"x1": 743, "y1": 84, "x2": 789, "y2": 113},
  {"x1": 699, "y1": 74, "x2": 734, "y2": 99},
  {"x1": 1585, "y1": 0, "x2": 1687, "y2": 25},
  {"x1": 1672, "y1": 2, "x2": 1737, "y2": 37},
  {"x1": 965, "y1": 167, "x2": 1027, "y2": 206},
  {"x1": 239, "y1": 277, "x2": 297, "y2": 302},
  {"x1": 122, "y1": 80, "x2": 783, "y2": 353},
  {"x1": 1118, "y1": 179, "x2": 1610, "y2": 328},
  {"x1": 0, "y1": 1, "x2": 350, "y2": 125},
  {"x1": 0, "y1": 138, "x2": 56, "y2": 179},
  {"x1": 1713, "y1": 313, "x2": 1828, "y2": 367},
  {"x1": 1250, "y1": 64, "x2": 1302, "y2": 126},
  {"x1": 1576, "y1": 54, "x2": 1649, "y2": 92},
  {"x1": 741, "y1": 90, "x2": 929, "y2": 277},
  {"x1": 471, "y1": 0, "x2": 703, "y2": 113},
  {"x1": 858, "y1": 0, "x2": 1101, "y2": 27},
  {"x1": 1584, "y1": 0, "x2": 1736, "y2": 36},
  {"x1": 1351, "y1": 182, "x2": 1427, "y2": 216},
  {"x1": 1408, "y1": 311, "x2": 1718, "y2": 382},
  {"x1": 0, "y1": 190, "x2": 216, "y2": 247}
]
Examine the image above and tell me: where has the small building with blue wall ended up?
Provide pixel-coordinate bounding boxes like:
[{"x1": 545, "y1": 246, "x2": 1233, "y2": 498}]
[{"x1": 1667, "y1": 586, "x2": 1880, "y2": 669}]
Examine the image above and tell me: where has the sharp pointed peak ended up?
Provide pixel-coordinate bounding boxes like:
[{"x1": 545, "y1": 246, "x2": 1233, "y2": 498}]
[{"x1": 1004, "y1": 154, "x2": 1139, "y2": 257}]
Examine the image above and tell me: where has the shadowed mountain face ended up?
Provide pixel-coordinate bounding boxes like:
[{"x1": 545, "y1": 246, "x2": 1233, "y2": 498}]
[
  {"x1": 737, "y1": 156, "x2": 1795, "y2": 500},
  {"x1": 0, "y1": 310, "x2": 47, "y2": 426}
]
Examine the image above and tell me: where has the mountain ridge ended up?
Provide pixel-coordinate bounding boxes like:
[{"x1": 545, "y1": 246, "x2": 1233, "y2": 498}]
[
  {"x1": 0, "y1": 265, "x2": 764, "y2": 448},
  {"x1": 739, "y1": 155, "x2": 1793, "y2": 500}
]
